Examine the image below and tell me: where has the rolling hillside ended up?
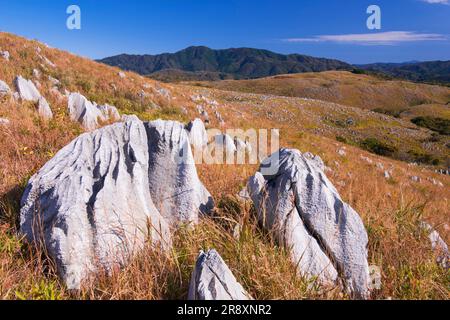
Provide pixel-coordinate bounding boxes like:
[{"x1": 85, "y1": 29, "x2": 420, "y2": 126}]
[{"x1": 0, "y1": 32, "x2": 449, "y2": 300}]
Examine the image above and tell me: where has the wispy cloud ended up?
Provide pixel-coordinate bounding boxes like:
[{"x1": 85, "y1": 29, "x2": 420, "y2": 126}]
[
  {"x1": 283, "y1": 31, "x2": 448, "y2": 45},
  {"x1": 420, "y1": 0, "x2": 449, "y2": 4}
]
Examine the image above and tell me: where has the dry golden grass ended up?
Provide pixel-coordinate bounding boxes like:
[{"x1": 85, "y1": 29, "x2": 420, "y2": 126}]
[
  {"x1": 195, "y1": 71, "x2": 450, "y2": 111},
  {"x1": 0, "y1": 32, "x2": 449, "y2": 300}
]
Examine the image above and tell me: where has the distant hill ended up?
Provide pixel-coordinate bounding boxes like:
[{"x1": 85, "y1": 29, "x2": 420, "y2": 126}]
[
  {"x1": 357, "y1": 60, "x2": 450, "y2": 84},
  {"x1": 98, "y1": 46, "x2": 352, "y2": 81}
]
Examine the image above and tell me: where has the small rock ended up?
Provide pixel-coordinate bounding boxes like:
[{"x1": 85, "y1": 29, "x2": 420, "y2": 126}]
[
  {"x1": 186, "y1": 118, "x2": 208, "y2": 149},
  {"x1": 420, "y1": 222, "x2": 449, "y2": 269},
  {"x1": 0, "y1": 80, "x2": 11, "y2": 96},
  {"x1": 37, "y1": 97, "x2": 53, "y2": 120},
  {"x1": 118, "y1": 71, "x2": 126, "y2": 78},
  {"x1": 15, "y1": 76, "x2": 42, "y2": 102},
  {"x1": 0, "y1": 118, "x2": 10, "y2": 125},
  {"x1": 188, "y1": 250, "x2": 252, "y2": 300},
  {"x1": 1, "y1": 50, "x2": 10, "y2": 61},
  {"x1": 68, "y1": 93, "x2": 103, "y2": 131},
  {"x1": 337, "y1": 148, "x2": 346, "y2": 157}
]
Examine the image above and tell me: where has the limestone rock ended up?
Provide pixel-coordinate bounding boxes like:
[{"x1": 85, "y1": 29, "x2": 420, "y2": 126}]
[
  {"x1": 15, "y1": 76, "x2": 41, "y2": 102},
  {"x1": 68, "y1": 93, "x2": 103, "y2": 131},
  {"x1": 247, "y1": 148, "x2": 370, "y2": 299},
  {"x1": 20, "y1": 116, "x2": 188, "y2": 289},
  {"x1": 146, "y1": 120, "x2": 214, "y2": 225},
  {"x1": 37, "y1": 97, "x2": 53, "y2": 120},
  {"x1": 186, "y1": 118, "x2": 208, "y2": 149},
  {"x1": 420, "y1": 222, "x2": 449, "y2": 269},
  {"x1": 0, "y1": 80, "x2": 11, "y2": 96},
  {"x1": 188, "y1": 250, "x2": 252, "y2": 300}
]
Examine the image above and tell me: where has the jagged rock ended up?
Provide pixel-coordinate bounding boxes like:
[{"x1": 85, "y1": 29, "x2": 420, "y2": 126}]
[
  {"x1": 37, "y1": 97, "x2": 53, "y2": 120},
  {"x1": 384, "y1": 171, "x2": 391, "y2": 179},
  {"x1": 20, "y1": 117, "x2": 214, "y2": 289},
  {"x1": 15, "y1": 76, "x2": 41, "y2": 102},
  {"x1": 188, "y1": 250, "x2": 252, "y2": 300},
  {"x1": 20, "y1": 116, "x2": 173, "y2": 290},
  {"x1": 247, "y1": 149, "x2": 370, "y2": 299},
  {"x1": 68, "y1": 93, "x2": 120, "y2": 130},
  {"x1": 186, "y1": 118, "x2": 208, "y2": 149},
  {"x1": 410, "y1": 176, "x2": 421, "y2": 183},
  {"x1": 0, "y1": 118, "x2": 10, "y2": 125},
  {"x1": 118, "y1": 71, "x2": 126, "y2": 78},
  {"x1": 0, "y1": 80, "x2": 11, "y2": 96},
  {"x1": 68, "y1": 93, "x2": 103, "y2": 131},
  {"x1": 146, "y1": 120, "x2": 214, "y2": 225},
  {"x1": 303, "y1": 152, "x2": 325, "y2": 171},
  {"x1": 420, "y1": 222, "x2": 449, "y2": 269}
]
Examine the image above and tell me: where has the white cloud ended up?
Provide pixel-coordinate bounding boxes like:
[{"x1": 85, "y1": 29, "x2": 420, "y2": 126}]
[
  {"x1": 283, "y1": 31, "x2": 448, "y2": 45},
  {"x1": 421, "y1": 0, "x2": 449, "y2": 4}
]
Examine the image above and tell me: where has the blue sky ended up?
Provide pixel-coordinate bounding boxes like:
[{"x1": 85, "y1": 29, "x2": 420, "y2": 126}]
[{"x1": 0, "y1": 0, "x2": 449, "y2": 63}]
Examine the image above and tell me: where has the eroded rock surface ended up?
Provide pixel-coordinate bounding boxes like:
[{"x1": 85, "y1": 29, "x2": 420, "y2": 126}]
[
  {"x1": 15, "y1": 76, "x2": 41, "y2": 102},
  {"x1": 37, "y1": 97, "x2": 53, "y2": 120},
  {"x1": 146, "y1": 120, "x2": 214, "y2": 225},
  {"x1": 247, "y1": 148, "x2": 370, "y2": 299},
  {"x1": 20, "y1": 117, "x2": 213, "y2": 289},
  {"x1": 186, "y1": 118, "x2": 208, "y2": 149},
  {"x1": 68, "y1": 93, "x2": 120, "y2": 131},
  {"x1": 188, "y1": 250, "x2": 252, "y2": 300}
]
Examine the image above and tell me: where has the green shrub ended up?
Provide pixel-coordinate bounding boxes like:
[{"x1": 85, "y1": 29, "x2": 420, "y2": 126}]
[
  {"x1": 373, "y1": 108, "x2": 404, "y2": 118},
  {"x1": 360, "y1": 138, "x2": 398, "y2": 157},
  {"x1": 411, "y1": 117, "x2": 450, "y2": 135}
]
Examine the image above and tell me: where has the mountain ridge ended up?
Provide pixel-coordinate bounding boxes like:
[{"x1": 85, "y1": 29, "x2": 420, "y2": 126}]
[
  {"x1": 98, "y1": 46, "x2": 352, "y2": 81},
  {"x1": 99, "y1": 46, "x2": 450, "y2": 84}
]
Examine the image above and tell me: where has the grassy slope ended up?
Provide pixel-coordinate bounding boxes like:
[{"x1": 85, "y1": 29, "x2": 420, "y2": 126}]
[
  {"x1": 0, "y1": 32, "x2": 449, "y2": 300},
  {"x1": 194, "y1": 71, "x2": 450, "y2": 111}
]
